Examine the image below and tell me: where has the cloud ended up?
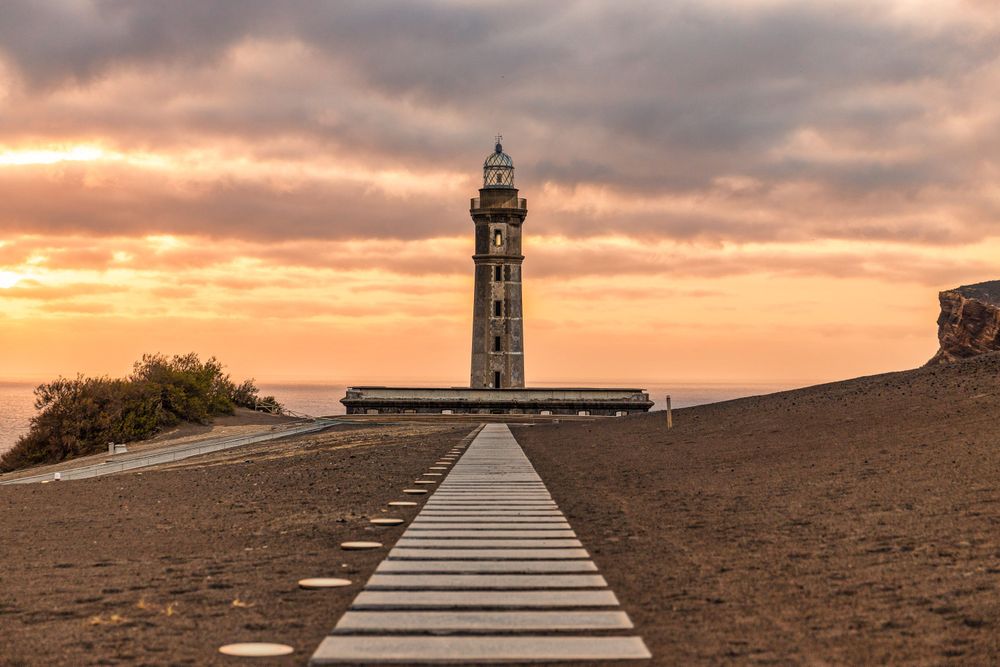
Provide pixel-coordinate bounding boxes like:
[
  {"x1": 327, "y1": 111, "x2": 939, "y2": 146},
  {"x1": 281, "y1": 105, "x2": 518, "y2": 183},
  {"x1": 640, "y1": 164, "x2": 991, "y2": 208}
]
[
  {"x1": 0, "y1": 0, "x2": 285, "y2": 90},
  {"x1": 0, "y1": 278, "x2": 125, "y2": 301},
  {"x1": 0, "y1": 1, "x2": 997, "y2": 285},
  {"x1": 3, "y1": 1, "x2": 998, "y2": 384},
  {"x1": 526, "y1": 237, "x2": 998, "y2": 286},
  {"x1": 0, "y1": 162, "x2": 471, "y2": 241},
  {"x1": 0, "y1": 2, "x2": 996, "y2": 189}
]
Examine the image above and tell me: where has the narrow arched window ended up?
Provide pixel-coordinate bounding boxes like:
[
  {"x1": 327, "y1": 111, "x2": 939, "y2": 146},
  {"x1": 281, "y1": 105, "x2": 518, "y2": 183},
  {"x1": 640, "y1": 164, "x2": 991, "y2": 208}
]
[{"x1": 494, "y1": 230, "x2": 503, "y2": 246}]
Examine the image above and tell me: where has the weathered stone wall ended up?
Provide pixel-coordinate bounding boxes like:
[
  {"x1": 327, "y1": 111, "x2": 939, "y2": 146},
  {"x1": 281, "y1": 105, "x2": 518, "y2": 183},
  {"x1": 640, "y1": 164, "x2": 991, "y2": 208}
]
[
  {"x1": 469, "y1": 189, "x2": 527, "y2": 388},
  {"x1": 927, "y1": 280, "x2": 1000, "y2": 365}
]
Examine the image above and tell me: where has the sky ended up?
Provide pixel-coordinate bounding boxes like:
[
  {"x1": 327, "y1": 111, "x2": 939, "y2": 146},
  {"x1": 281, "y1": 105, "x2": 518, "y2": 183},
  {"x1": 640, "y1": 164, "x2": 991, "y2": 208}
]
[{"x1": 0, "y1": 0, "x2": 998, "y2": 386}]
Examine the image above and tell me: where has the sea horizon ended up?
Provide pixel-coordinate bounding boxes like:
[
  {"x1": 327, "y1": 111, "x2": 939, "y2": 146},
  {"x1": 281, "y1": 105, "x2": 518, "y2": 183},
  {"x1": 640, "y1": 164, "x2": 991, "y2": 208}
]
[{"x1": 0, "y1": 378, "x2": 813, "y2": 454}]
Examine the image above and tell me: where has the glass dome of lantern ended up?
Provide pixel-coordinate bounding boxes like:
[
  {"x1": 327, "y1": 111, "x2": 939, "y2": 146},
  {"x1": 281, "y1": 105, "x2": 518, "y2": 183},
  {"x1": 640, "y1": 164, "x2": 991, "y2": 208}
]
[{"x1": 483, "y1": 136, "x2": 514, "y2": 189}]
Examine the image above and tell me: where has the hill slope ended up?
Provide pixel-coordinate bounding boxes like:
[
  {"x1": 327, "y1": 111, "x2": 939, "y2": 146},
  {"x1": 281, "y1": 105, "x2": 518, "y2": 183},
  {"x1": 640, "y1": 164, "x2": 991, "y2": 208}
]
[{"x1": 514, "y1": 352, "x2": 1000, "y2": 665}]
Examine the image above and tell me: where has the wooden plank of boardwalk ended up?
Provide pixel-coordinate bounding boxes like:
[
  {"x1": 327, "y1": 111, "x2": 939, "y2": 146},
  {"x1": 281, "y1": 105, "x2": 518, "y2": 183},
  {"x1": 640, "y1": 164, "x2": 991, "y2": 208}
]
[
  {"x1": 333, "y1": 610, "x2": 634, "y2": 632},
  {"x1": 397, "y1": 529, "x2": 578, "y2": 537},
  {"x1": 309, "y1": 423, "x2": 650, "y2": 664},
  {"x1": 312, "y1": 636, "x2": 652, "y2": 662},
  {"x1": 365, "y1": 573, "x2": 608, "y2": 589},
  {"x1": 408, "y1": 521, "x2": 573, "y2": 527},
  {"x1": 374, "y1": 560, "x2": 599, "y2": 573},
  {"x1": 351, "y1": 589, "x2": 620, "y2": 609},
  {"x1": 395, "y1": 538, "x2": 584, "y2": 548},
  {"x1": 388, "y1": 547, "x2": 591, "y2": 560}
]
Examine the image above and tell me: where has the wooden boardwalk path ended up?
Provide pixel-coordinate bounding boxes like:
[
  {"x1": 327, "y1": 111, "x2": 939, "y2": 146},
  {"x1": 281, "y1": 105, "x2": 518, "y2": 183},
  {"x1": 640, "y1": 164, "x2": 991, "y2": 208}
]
[{"x1": 310, "y1": 423, "x2": 650, "y2": 663}]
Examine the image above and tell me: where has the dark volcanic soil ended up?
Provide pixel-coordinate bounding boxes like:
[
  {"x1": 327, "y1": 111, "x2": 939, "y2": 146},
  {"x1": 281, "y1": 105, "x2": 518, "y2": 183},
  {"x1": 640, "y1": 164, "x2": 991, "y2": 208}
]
[
  {"x1": 0, "y1": 422, "x2": 474, "y2": 666},
  {"x1": 4, "y1": 354, "x2": 1000, "y2": 666},
  {"x1": 513, "y1": 352, "x2": 1000, "y2": 665}
]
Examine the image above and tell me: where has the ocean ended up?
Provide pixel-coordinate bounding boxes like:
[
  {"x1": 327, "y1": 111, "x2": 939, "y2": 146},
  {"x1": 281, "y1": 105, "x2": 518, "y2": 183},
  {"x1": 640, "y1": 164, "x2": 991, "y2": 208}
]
[{"x1": 0, "y1": 380, "x2": 802, "y2": 455}]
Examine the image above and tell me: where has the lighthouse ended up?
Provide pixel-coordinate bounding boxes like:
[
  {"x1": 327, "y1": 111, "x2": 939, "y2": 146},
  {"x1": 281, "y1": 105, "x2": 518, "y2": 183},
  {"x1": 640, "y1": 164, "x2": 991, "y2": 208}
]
[
  {"x1": 340, "y1": 138, "x2": 653, "y2": 416},
  {"x1": 469, "y1": 137, "x2": 527, "y2": 389}
]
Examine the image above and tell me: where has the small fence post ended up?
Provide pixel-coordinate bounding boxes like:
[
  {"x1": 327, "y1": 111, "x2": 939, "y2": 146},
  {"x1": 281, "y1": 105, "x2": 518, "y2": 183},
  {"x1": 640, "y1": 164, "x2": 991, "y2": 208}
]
[{"x1": 666, "y1": 395, "x2": 673, "y2": 429}]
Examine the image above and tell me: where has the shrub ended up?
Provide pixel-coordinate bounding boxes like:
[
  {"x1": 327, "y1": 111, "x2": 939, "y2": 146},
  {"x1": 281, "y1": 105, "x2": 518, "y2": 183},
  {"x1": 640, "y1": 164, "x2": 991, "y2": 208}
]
[
  {"x1": 130, "y1": 353, "x2": 236, "y2": 424},
  {"x1": 0, "y1": 353, "x2": 278, "y2": 473}
]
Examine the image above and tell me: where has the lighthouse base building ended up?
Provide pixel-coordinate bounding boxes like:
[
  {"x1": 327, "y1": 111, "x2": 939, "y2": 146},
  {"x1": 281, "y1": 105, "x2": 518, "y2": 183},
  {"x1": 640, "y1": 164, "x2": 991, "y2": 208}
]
[
  {"x1": 341, "y1": 386, "x2": 653, "y2": 417},
  {"x1": 340, "y1": 139, "x2": 653, "y2": 417}
]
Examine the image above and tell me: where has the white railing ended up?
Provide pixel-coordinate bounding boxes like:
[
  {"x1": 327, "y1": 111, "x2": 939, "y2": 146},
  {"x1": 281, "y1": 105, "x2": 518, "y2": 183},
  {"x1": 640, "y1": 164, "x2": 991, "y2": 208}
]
[{"x1": 1, "y1": 419, "x2": 337, "y2": 485}]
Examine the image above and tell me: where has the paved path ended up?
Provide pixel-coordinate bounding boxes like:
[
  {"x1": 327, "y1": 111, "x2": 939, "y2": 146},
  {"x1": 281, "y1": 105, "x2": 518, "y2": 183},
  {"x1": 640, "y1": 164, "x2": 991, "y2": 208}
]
[
  {"x1": 310, "y1": 423, "x2": 650, "y2": 663},
  {"x1": 0, "y1": 419, "x2": 341, "y2": 485}
]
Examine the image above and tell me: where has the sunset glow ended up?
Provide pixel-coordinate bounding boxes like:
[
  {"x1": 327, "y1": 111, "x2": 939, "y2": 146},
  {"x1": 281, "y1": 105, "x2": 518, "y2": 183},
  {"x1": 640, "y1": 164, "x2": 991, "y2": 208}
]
[
  {"x1": 1, "y1": 1, "x2": 998, "y2": 386},
  {"x1": 0, "y1": 145, "x2": 106, "y2": 166},
  {"x1": 0, "y1": 271, "x2": 21, "y2": 289}
]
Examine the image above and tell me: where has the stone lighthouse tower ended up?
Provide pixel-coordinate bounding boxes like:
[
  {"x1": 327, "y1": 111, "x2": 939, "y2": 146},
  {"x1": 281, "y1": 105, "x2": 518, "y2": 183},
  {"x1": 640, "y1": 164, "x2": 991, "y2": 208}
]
[{"x1": 470, "y1": 137, "x2": 527, "y2": 389}]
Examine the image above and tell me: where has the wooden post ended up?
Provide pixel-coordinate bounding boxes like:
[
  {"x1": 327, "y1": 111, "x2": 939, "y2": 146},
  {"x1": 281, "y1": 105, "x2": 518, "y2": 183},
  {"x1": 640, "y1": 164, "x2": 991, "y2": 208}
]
[{"x1": 666, "y1": 395, "x2": 673, "y2": 429}]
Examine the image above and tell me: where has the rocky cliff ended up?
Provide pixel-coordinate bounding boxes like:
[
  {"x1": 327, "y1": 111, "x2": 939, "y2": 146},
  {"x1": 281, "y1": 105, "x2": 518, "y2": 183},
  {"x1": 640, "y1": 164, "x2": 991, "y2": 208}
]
[{"x1": 927, "y1": 280, "x2": 1000, "y2": 365}]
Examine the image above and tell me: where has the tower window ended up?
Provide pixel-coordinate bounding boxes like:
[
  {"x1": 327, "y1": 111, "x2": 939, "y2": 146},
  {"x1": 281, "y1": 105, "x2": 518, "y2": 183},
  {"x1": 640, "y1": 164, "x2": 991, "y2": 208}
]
[
  {"x1": 494, "y1": 336, "x2": 501, "y2": 352},
  {"x1": 494, "y1": 230, "x2": 503, "y2": 246},
  {"x1": 494, "y1": 265, "x2": 502, "y2": 281},
  {"x1": 494, "y1": 371, "x2": 502, "y2": 388},
  {"x1": 494, "y1": 300, "x2": 502, "y2": 317}
]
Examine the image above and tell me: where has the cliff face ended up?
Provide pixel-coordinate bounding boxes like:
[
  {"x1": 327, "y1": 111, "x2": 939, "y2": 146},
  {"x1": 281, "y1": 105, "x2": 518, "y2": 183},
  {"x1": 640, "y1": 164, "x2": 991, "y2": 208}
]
[{"x1": 928, "y1": 280, "x2": 1000, "y2": 365}]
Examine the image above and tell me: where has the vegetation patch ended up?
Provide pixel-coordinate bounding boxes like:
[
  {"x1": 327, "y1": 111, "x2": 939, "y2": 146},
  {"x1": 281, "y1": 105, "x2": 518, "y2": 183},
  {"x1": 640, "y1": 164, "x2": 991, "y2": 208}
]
[{"x1": 0, "y1": 353, "x2": 281, "y2": 472}]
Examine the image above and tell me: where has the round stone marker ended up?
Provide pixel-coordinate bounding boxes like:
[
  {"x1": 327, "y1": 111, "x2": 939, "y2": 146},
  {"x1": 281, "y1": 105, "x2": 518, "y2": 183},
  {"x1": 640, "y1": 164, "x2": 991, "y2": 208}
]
[
  {"x1": 298, "y1": 577, "x2": 352, "y2": 589},
  {"x1": 340, "y1": 541, "x2": 382, "y2": 550},
  {"x1": 370, "y1": 518, "x2": 404, "y2": 526},
  {"x1": 218, "y1": 643, "x2": 294, "y2": 658},
  {"x1": 403, "y1": 489, "x2": 428, "y2": 495},
  {"x1": 388, "y1": 501, "x2": 418, "y2": 507}
]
